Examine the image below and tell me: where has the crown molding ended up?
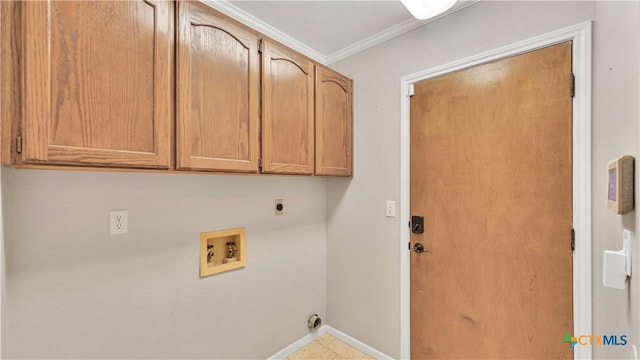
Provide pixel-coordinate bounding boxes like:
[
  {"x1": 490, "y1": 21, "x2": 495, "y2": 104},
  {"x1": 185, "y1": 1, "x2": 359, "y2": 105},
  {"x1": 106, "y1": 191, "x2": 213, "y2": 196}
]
[
  {"x1": 326, "y1": 1, "x2": 478, "y2": 64},
  {"x1": 200, "y1": 1, "x2": 478, "y2": 66},
  {"x1": 326, "y1": 16, "x2": 428, "y2": 65},
  {"x1": 201, "y1": 0, "x2": 329, "y2": 65}
]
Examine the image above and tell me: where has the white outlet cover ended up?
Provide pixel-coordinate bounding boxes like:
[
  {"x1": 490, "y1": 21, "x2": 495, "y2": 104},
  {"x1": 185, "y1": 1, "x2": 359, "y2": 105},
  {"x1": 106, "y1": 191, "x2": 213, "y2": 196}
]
[{"x1": 110, "y1": 210, "x2": 128, "y2": 235}]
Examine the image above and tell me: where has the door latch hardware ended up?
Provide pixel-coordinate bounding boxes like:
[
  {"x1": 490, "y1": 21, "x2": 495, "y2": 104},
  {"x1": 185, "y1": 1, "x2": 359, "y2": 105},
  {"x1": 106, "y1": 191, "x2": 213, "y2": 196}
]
[
  {"x1": 413, "y1": 243, "x2": 430, "y2": 253},
  {"x1": 411, "y1": 215, "x2": 424, "y2": 234}
]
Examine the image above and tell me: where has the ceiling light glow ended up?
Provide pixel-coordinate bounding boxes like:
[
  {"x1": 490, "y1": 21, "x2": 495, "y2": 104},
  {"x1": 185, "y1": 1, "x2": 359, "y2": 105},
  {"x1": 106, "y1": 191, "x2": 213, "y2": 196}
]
[{"x1": 400, "y1": 0, "x2": 457, "y2": 20}]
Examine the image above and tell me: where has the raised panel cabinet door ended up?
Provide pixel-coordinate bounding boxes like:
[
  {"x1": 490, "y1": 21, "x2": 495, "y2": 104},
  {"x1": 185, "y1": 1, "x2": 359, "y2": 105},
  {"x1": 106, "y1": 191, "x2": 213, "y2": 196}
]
[
  {"x1": 1, "y1": 1, "x2": 21, "y2": 165},
  {"x1": 315, "y1": 66, "x2": 353, "y2": 176},
  {"x1": 177, "y1": 2, "x2": 259, "y2": 172},
  {"x1": 261, "y1": 40, "x2": 315, "y2": 175},
  {"x1": 22, "y1": 0, "x2": 172, "y2": 168}
]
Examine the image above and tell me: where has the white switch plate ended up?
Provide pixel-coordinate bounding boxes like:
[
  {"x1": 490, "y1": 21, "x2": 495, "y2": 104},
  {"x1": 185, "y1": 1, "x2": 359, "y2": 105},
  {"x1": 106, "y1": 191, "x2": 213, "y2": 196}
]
[
  {"x1": 110, "y1": 210, "x2": 128, "y2": 235},
  {"x1": 386, "y1": 201, "x2": 396, "y2": 217}
]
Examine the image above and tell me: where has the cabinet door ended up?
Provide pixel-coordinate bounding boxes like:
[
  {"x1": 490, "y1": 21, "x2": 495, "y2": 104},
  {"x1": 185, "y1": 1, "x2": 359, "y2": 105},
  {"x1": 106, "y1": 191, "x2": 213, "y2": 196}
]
[
  {"x1": 315, "y1": 66, "x2": 353, "y2": 176},
  {"x1": 177, "y1": 2, "x2": 259, "y2": 172},
  {"x1": 261, "y1": 40, "x2": 315, "y2": 175},
  {"x1": 22, "y1": 1, "x2": 173, "y2": 168}
]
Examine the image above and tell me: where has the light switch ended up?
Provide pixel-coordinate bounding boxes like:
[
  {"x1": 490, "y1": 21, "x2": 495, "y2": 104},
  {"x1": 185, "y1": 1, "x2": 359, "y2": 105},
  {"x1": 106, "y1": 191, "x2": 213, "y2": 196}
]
[{"x1": 386, "y1": 201, "x2": 396, "y2": 217}]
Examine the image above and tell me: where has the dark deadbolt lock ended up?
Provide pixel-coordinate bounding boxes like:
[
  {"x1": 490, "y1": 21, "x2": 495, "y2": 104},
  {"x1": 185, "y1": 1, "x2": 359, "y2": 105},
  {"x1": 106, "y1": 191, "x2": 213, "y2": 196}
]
[{"x1": 411, "y1": 216, "x2": 424, "y2": 234}]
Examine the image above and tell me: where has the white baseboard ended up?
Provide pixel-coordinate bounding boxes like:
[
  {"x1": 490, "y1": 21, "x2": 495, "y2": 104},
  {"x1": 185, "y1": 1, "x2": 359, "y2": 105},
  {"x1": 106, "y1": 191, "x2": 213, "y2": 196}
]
[
  {"x1": 267, "y1": 325, "x2": 393, "y2": 360},
  {"x1": 267, "y1": 326, "x2": 328, "y2": 359},
  {"x1": 323, "y1": 326, "x2": 394, "y2": 360}
]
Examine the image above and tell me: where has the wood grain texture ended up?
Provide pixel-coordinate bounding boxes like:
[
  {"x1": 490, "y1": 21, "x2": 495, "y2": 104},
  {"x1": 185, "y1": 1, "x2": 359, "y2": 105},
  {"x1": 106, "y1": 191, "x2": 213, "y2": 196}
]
[
  {"x1": 315, "y1": 66, "x2": 353, "y2": 177},
  {"x1": 1, "y1": 1, "x2": 21, "y2": 165},
  {"x1": 22, "y1": 1, "x2": 49, "y2": 162},
  {"x1": 22, "y1": 0, "x2": 172, "y2": 168},
  {"x1": 176, "y1": 1, "x2": 259, "y2": 172},
  {"x1": 14, "y1": 163, "x2": 316, "y2": 177},
  {"x1": 261, "y1": 39, "x2": 315, "y2": 175},
  {"x1": 410, "y1": 42, "x2": 573, "y2": 359}
]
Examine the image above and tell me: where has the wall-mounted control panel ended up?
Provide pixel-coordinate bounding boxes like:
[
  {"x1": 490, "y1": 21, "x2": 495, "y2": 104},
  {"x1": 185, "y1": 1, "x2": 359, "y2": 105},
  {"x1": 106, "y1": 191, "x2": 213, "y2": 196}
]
[
  {"x1": 200, "y1": 227, "x2": 246, "y2": 277},
  {"x1": 608, "y1": 155, "x2": 634, "y2": 214}
]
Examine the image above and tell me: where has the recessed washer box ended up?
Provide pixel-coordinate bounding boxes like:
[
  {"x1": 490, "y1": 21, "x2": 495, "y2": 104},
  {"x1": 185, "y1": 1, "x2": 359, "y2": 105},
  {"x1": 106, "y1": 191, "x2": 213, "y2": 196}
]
[{"x1": 200, "y1": 227, "x2": 246, "y2": 277}]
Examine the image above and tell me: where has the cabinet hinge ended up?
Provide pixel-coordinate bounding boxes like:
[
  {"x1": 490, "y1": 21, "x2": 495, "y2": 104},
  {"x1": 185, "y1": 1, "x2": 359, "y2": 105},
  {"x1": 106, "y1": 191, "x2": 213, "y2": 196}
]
[
  {"x1": 16, "y1": 135, "x2": 22, "y2": 154},
  {"x1": 571, "y1": 228, "x2": 576, "y2": 251},
  {"x1": 570, "y1": 73, "x2": 575, "y2": 98},
  {"x1": 258, "y1": 158, "x2": 263, "y2": 168},
  {"x1": 258, "y1": 39, "x2": 263, "y2": 53},
  {"x1": 408, "y1": 84, "x2": 415, "y2": 97}
]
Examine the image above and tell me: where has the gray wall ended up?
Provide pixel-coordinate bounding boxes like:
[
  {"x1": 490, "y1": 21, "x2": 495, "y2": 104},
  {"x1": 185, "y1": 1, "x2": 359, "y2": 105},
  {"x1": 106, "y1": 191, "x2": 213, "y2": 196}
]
[
  {"x1": 1, "y1": 166, "x2": 4, "y2": 357},
  {"x1": 593, "y1": 2, "x2": 640, "y2": 358},
  {"x1": 328, "y1": 1, "x2": 640, "y2": 358},
  {"x1": 3, "y1": 2, "x2": 640, "y2": 359},
  {"x1": 2, "y1": 168, "x2": 327, "y2": 359}
]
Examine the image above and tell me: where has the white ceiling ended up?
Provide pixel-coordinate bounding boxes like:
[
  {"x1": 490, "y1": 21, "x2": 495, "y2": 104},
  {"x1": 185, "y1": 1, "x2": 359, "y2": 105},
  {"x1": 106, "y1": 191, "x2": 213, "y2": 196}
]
[{"x1": 203, "y1": 1, "x2": 477, "y2": 64}]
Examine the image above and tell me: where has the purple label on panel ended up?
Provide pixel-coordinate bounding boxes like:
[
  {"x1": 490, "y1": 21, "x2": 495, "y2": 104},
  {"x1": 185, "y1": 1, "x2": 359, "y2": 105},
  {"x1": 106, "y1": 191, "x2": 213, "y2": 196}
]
[{"x1": 608, "y1": 168, "x2": 617, "y2": 201}]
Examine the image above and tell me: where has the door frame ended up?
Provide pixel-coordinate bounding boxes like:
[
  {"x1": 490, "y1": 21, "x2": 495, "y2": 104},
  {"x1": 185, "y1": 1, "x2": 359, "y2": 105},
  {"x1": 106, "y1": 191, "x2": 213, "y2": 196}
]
[{"x1": 399, "y1": 21, "x2": 592, "y2": 360}]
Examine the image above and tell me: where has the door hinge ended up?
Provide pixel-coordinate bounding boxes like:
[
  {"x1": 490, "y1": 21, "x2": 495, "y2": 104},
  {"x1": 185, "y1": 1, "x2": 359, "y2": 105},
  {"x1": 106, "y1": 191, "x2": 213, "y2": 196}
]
[
  {"x1": 570, "y1": 73, "x2": 575, "y2": 98},
  {"x1": 571, "y1": 228, "x2": 576, "y2": 251},
  {"x1": 16, "y1": 135, "x2": 22, "y2": 154},
  {"x1": 408, "y1": 242, "x2": 411, "y2": 251},
  {"x1": 408, "y1": 84, "x2": 415, "y2": 97}
]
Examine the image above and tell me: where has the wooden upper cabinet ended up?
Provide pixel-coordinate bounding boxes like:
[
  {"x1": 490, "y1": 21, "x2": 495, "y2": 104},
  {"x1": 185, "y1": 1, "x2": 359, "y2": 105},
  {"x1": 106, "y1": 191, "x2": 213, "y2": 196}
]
[
  {"x1": 176, "y1": 2, "x2": 259, "y2": 172},
  {"x1": 315, "y1": 66, "x2": 353, "y2": 177},
  {"x1": 8, "y1": 1, "x2": 353, "y2": 176},
  {"x1": 21, "y1": 1, "x2": 173, "y2": 168},
  {"x1": 261, "y1": 40, "x2": 315, "y2": 175}
]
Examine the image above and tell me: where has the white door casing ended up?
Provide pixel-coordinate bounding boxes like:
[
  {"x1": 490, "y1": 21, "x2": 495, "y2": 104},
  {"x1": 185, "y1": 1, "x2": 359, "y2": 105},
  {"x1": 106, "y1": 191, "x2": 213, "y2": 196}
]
[{"x1": 399, "y1": 21, "x2": 592, "y2": 360}]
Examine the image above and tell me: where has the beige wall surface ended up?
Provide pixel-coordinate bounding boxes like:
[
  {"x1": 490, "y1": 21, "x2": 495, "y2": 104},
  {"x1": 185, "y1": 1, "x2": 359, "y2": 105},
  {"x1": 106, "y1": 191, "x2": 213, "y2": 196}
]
[
  {"x1": 1, "y1": 167, "x2": 327, "y2": 359},
  {"x1": 3, "y1": 2, "x2": 640, "y2": 359},
  {"x1": 329, "y1": 1, "x2": 640, "y2": 358},
  {"x1": 593, "y1": 2, "x2": 640, "y2": 359},
  {"x1": 1, "y1": 166, "x2": 4, "y2": 357}
]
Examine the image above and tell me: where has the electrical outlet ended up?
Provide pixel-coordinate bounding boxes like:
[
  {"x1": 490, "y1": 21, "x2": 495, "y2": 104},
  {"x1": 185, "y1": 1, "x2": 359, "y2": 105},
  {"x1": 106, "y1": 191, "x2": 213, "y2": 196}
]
[
  {"x1": 110, "y1": 210, "x2": 128, "y2": 235},
  {"x1": 275, "y1": 199, "x2": 284, "y2": 215}
]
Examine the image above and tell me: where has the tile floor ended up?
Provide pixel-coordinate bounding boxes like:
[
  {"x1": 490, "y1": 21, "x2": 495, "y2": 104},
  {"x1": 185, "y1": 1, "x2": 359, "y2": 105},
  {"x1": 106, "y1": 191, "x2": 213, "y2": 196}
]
[{"x1": 287, "y1": 333, "x2": 376, "y2": 360}]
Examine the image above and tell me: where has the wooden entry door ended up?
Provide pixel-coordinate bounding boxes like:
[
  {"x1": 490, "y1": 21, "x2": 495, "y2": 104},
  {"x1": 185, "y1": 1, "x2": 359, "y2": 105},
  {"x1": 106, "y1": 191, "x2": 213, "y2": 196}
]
[{"x1": 410, "y1": 42, "x2": 573, "y2": 359}]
